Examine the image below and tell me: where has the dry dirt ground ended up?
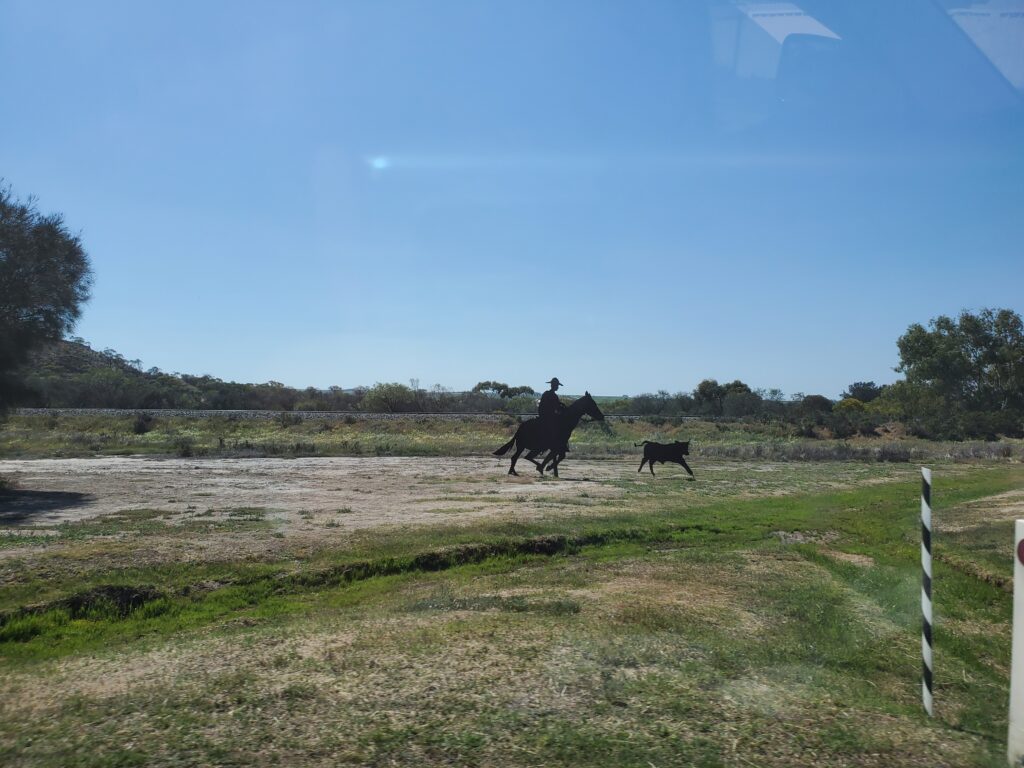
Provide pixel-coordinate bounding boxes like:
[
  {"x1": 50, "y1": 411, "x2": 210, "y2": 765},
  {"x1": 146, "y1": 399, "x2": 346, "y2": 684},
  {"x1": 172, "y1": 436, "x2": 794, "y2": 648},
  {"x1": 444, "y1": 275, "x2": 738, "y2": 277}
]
[
  {"x1": 0, "y1": 456, "x2": 634, "y2": 531},
  {"x1": 0, "y1": 456, "x2": 921, "y2": 575},
  {"x1": 0, "y1": 455, "x2": 925, "y2": 532}
]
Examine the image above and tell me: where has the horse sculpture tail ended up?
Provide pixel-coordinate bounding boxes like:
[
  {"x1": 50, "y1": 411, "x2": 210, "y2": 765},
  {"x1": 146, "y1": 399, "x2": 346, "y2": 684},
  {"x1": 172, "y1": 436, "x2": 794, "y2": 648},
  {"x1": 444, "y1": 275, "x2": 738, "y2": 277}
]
[
  {"x1": 634, "y1": 441, "x2": 651, "y2": 447},
  {"x1": 493, "y1": 436, "x2": 516, "y2": 456}
]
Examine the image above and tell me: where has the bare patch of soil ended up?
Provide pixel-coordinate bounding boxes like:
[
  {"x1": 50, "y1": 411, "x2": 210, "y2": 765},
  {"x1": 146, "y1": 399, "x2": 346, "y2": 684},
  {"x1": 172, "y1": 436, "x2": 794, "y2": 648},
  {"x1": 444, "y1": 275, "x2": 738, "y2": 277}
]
[
  {"x1": 941, "y1": 489, "x2": 1024, "y2": 533},
  {"x1": 769, "y1": 530, "x2": 840, "y2": 545},
  {"x1": 823, "y1": 550, "x2": 875, "y2": 567},
  {"x1": 0, "y1": 456, "x2": 628, "y2": 531}
]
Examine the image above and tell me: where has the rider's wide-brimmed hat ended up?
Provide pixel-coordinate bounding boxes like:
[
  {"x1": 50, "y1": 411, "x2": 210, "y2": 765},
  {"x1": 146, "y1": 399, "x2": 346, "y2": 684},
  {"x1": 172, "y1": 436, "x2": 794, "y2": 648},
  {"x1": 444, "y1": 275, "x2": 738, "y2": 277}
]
[{"x1": 547, "y1": 378, "x2": 562, "y2": 386}]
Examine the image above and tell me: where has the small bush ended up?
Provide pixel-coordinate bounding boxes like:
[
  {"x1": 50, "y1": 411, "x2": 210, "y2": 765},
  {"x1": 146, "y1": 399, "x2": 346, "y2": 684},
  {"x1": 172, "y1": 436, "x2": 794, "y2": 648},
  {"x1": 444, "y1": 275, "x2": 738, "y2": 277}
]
[
  {"x1": 132, "y1": 413, "x2": 155, "y2": 434},
  {"x1": 947, "y1": 441, "x2": 1017, "y2": 460},
  {"x1": 172, "y1": 436, "x2": 196, "y2": 457},
  {"x1": 278, "y1": 412, "x2": 303, "y2": 427},
  {"x1": 876, "y1": 443, "x2": 913, "y2": 463},
  {"x1": 0, "y1": 611, "x2": 66, "y2": 643}
]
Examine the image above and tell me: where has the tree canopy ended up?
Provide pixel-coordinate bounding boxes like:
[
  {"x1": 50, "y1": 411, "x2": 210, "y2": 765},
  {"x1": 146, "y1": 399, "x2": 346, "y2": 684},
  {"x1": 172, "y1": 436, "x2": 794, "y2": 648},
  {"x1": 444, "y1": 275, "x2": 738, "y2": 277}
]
[
  {"x1": 472, "y1": 381, "x2": 535, "y2": 399},
  {"x1": 894, "y1": 308, "x2": 1024, "y2": 437},
  {"x1": 840, "y1": 381, "x2": 882, "y2": 403},
  {"x1": 0, "y1": 185, "x2": 92, "y2": 410}
]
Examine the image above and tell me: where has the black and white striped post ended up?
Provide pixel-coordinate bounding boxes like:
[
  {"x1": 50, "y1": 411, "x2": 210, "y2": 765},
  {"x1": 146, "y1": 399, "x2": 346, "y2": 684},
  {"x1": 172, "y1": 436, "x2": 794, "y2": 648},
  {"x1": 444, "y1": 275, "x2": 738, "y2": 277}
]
[{"x1": 921, "y1": 467, "x2": 934, "y2": 717}]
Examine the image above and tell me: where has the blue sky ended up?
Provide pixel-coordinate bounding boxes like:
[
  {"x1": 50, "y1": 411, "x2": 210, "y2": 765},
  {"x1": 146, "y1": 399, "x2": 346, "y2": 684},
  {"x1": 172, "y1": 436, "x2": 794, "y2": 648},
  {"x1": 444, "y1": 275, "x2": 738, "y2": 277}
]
[{"x1": 2, "y1": 0, "x2": 1022, "y2": 398}]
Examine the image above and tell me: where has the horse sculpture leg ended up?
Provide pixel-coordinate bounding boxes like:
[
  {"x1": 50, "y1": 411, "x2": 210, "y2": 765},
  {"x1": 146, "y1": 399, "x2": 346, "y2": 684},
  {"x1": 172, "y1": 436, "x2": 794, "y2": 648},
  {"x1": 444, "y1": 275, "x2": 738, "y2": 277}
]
[
  {"x1": 508, "y1": 445, "x2": 526, "y2": 476},
  {"x1": 538, "y1": 451, "x2": 554, "y2": 474},
  {"x1": 523, "y1": 449, "x2": 546, "y2": 473},
  {"x1": 542, "y1": 448, "x2": 565, "y2": 477}
]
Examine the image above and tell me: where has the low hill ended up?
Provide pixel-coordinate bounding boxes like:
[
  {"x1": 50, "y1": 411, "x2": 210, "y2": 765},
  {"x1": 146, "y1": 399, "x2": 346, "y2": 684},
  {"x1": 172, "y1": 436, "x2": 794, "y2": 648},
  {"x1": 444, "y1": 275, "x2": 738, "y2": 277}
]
[
  {"x1": 21, "y1": 340, "x2": 204, "y2": 409},
  {"x1": 17, "y1": 340, "x2": 510, "y2": 413}
]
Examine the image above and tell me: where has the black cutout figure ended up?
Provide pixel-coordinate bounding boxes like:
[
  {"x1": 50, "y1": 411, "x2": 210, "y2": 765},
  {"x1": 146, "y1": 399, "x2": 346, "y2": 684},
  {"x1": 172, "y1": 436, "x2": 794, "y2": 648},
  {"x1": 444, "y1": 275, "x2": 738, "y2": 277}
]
[
  {"x1": 537, "y1": 377, "x2": 566, "y2": 457},
  {"x1": 635, "y1": 440, "x2": 695, "y2": 479},
  {"x1": 538, "y1": 378, "x2": 565, "y2": 419},
  {"x1": 494, "y1": 391, "x2": 604, "y2": 477}
]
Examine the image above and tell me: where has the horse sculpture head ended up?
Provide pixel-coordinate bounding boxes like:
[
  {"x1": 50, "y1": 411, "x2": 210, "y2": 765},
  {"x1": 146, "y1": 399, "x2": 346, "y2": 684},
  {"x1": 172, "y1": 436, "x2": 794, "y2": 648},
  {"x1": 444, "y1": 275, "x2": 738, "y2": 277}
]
[{"x1": 577, "y1": 391, "x2": 605, "y2": 421}]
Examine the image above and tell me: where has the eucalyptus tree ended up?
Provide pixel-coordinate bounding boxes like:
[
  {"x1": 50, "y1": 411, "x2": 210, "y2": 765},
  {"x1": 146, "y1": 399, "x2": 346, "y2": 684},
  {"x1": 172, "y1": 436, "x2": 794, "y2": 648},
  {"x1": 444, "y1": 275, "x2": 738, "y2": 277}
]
[{"x1": 0, "y1": 185, "x2": 92, "y2": 411}]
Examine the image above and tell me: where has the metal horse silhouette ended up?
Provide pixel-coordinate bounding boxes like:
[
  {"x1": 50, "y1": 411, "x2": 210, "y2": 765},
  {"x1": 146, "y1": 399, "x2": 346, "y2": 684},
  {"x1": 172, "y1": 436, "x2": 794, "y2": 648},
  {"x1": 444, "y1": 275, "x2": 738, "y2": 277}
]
[{"x1": 493, "y1": 392, "x2": 605, "y2": 477}]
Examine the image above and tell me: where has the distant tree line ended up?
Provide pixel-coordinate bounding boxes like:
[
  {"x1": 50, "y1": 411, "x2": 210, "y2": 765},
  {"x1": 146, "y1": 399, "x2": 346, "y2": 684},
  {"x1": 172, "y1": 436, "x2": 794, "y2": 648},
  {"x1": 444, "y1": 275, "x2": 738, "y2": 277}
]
[
  {"x1": 15, "y1": 325, "x2": 1024, "y2": 441},
  {"x1": 18, "y1": 342, "x2": 540, "y2": 414},
  {"x1": 599, "y1": 308, "x2": 1023, "y2": 439},
  {"x1": 598, "y1": 380, "x2": 863, "y2": 437}
]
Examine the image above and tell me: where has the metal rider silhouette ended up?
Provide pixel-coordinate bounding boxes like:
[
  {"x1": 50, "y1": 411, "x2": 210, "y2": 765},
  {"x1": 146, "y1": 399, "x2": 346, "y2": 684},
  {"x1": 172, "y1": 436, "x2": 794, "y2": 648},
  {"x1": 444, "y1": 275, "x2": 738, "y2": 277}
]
[{"x1": 538, "y1": 378, "x2": 567, "y2": 456}]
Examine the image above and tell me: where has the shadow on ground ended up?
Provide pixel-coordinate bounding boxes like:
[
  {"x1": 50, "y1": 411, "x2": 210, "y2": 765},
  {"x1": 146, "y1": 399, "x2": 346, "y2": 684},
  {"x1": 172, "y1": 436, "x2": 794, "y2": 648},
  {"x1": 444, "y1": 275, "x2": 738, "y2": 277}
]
[{"x1": 0, "y1": 490, "x2": 94, "y2": 525}]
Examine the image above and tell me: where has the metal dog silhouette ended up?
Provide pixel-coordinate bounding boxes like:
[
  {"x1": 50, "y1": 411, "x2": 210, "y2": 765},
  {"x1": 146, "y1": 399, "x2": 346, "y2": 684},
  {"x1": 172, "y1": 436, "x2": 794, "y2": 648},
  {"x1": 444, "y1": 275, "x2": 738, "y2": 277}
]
[
  {"x1": 494, "y1": 392, "x2": 604, "y2": 477},
  {"x1": 635, "y1": 440, "x2": 695, "y2": 479}
]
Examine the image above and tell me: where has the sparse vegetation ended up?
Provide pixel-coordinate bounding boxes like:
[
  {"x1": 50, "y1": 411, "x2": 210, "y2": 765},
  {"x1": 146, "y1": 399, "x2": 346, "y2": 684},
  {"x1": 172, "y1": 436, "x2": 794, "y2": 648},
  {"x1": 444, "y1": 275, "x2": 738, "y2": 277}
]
[
  {"x1": 13, "y1": 308, "x2": 1024, "y2": 443},
  {"x1": 2, "y1": 411, "x2": 1021, "y2": 462},
  {"x1": 0, "y1": 462, "x2": 1021, "y2": 766}
]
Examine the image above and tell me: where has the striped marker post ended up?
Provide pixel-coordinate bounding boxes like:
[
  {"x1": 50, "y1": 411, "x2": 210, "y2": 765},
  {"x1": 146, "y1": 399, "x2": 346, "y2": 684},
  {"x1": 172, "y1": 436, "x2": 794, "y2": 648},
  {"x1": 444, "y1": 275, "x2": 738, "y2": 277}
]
[
  {"x1": 1009, "y1": 520, "x2": 1024, "y2": 766},
  {"x1": 922, "y1": 467, "x2": 934, "y2": 717}
]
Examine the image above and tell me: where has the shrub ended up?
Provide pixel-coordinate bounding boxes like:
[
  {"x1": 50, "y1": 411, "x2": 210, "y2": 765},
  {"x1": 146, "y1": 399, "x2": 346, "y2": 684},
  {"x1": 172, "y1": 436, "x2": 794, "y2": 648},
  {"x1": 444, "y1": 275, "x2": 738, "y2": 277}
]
[
  {"x1": 876, "y1": 443, "x2": 913, "y2": 463},
  {"x1": 360, "y1": 383, "x2": 419, "y2": 413},
  {"x1": 835, "y1": 397, "x2": 866, "y2": 413},
  {"x1": 132, "y1": 413, "x2": 155, "y2": 434},
  {"x1": 722, "y1": 390, "x2": 763, "y2": 417},
  {"x1": 278, "y1": 412, "x2": 303, "y2": 427},
  {"x1": 172, "y1": 436, "x2": 196, "y2": 457},
  {"x1": 799, "y1": 395, "x2": 834, "y2": 424}
]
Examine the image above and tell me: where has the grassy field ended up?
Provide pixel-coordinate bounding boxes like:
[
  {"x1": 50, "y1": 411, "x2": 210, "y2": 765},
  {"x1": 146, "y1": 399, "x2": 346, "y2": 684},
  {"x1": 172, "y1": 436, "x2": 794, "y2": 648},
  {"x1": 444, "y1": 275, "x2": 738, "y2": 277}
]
[
  {"x1": 1, "y1": 452, "x2": 1023, "y2": 766},
  {"x1": 1, "y1": 412, "x2": 1021, "y2": 462}
]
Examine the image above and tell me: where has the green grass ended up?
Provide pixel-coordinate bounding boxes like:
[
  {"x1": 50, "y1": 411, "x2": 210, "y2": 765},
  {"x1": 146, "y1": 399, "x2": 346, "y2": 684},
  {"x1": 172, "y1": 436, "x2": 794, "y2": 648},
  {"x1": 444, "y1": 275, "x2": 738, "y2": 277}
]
[{"x1": 0, "y1": 461, "x2": 1021, "y2": 766}]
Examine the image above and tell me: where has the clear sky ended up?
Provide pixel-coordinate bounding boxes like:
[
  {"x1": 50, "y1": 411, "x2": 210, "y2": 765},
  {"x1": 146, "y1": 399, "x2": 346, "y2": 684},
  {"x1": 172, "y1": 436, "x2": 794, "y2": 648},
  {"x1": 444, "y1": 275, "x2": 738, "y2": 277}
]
[{"x1": 2, "y1": 0, "x2": 1022, "y2": 398}]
